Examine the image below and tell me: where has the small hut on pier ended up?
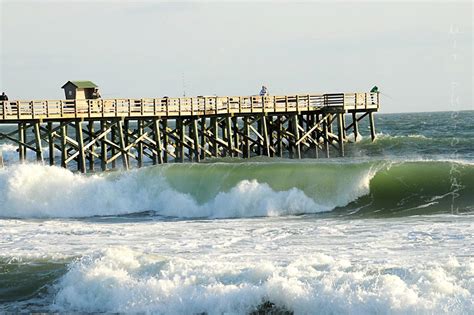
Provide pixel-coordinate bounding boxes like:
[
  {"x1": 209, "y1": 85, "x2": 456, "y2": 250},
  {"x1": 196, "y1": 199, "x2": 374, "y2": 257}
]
[{"x1": 62, "y1": 81, "x2": 98, "y2": 100}]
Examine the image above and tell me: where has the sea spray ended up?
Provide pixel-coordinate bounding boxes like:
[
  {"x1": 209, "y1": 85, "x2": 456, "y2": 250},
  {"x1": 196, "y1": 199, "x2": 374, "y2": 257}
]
[{"x1": 50, "y1": 247, "x2": 473, "y2": 314}]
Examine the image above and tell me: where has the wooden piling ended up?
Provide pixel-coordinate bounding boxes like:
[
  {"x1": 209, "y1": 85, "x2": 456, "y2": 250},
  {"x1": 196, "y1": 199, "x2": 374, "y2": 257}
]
[
  {"x1": 18, "y1": 123, "x2": 26, "y2": 162},
  {"x1": 369, "y1": 111, "x2": 376, "y2": 141},
  {"x1": 137, "y1": 119, "x2": 144, "y2": 168},
  {"x1": 88, "y1": 121, "x2": 95, "y2": 171},
  {"x1": 34, "y1": 121, "x2": 43, "y2": 163},
  {"x1": 117, "y1": 119, "x2": 129, "y2": 170},
  {"x1": 352, "y1": 112, "x2": 359, "y2": 142},
  {"x1": 48, "y1": 122, "x2": 55, "y2": 166},
  {"x1": 337, "y1": 113, "x2": 345, "y2": 157},
  {"x1": 100, "y1": 121, "x2": 107, "y2": 171},
  {"x1": 75, "y1": 120, "x2": 86, "y2": 173},
  {"x1": 153, "y1": 119, "x2": 164, "y2": 164}
]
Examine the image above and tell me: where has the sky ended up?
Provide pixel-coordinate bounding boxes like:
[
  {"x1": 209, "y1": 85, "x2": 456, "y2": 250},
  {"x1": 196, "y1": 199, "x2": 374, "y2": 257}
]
[{"x1": 0, "y1": 0, "x2": 472, "y2": 113}]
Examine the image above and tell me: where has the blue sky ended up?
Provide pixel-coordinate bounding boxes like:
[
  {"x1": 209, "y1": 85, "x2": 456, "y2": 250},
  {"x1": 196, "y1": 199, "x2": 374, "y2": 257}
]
[{"x1": 1, "y1": 0, "x2": 472, "y2": 113}]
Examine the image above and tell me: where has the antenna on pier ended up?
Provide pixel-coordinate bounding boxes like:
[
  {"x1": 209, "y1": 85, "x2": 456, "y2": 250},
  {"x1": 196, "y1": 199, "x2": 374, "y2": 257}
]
[{"x1": 182, "y1": 72, "x2": 186, "y2": 97}]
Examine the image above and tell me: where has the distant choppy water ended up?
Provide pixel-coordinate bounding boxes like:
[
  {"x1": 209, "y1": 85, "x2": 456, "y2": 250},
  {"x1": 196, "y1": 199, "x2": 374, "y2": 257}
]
[{"x1": 0, "y1": 111, "x2": 473, "y2": 314}]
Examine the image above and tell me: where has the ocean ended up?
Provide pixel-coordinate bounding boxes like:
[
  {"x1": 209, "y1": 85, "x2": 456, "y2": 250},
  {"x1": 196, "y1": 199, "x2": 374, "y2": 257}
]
[{"x1": 0, "y1": 111, "x2": 473, "y2": 314}]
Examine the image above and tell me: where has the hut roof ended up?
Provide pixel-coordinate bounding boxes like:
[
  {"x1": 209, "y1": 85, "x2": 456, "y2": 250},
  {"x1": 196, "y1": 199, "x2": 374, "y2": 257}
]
[{"x1": 62, "y1": 81, "x2": 98, "y2": 89}]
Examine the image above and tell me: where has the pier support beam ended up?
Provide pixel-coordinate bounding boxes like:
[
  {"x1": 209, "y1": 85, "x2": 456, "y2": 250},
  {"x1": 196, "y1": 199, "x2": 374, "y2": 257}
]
[
  {"x1": 323, "y1": 119, "x2": 330, "y2": 158},
  {"x1": 162, "y1": 119, "x2": 168, "y2": 163},
  {"x1": 117, "y1": 119, "x2": 129, "y2": 170},
  {"x1": 193, "y1": 118, "x2": 200, "y2": 162},
  {"x1": 75, "y1": 121, "x2": 86, "y2": 173},
  {"x1": 137, "y1": 119, "x2": 144, "y2": 168},
  {"x1": 369, "y1": 111, "x2": 376, "y2": 141},
  {"x1": 18, "y1": 123, "x2": 26, "y2": 162},
  {"x1": 292, "y1": 115, "x2": 301, "y2": 159},
  {"x1": 226, "y1": 116, "x2": 234, "y2": 157},
  {"x1": 88, "y1": 121, "x2": 95, "y2": 171},
  {"x1": 48, "y1": 122, "x2": 54, "y2": 166},
  {"x1": 100, "y1": 121, "x2": 107, "y2": 171},
  {"x1": 60, "y1": 123, "x2": 67, "y2": 168},
  {"x1": 153, "y1": 119, "x2": 164, "y2": 164},
  {"x1": 337, "y1": 113, "x2": 345, "y2": 157},
  {"x1": 352, "y1": 112, "x2": 359, "y2": 142},
  {"x1": 34, "y1": 121, "x2": 44, "y2": 163}
]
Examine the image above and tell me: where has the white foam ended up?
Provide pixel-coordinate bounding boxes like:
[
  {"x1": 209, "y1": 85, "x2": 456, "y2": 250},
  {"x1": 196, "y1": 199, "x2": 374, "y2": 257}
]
[
  {"x1": 52, "y1": 247, "x2": 473, "y2": 314},
  {"x1": 1, "y1": 163, "x2": 367, "y2": 218}
]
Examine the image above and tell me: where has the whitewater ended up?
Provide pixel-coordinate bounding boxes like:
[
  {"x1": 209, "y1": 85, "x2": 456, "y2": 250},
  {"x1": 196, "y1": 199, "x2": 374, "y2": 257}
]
[{"x1": 1, "y1": 111, "x2": 473, "y2": 314}]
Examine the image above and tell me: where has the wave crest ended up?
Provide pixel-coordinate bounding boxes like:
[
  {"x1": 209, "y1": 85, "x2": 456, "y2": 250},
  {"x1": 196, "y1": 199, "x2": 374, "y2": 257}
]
[{"x1": 0, "y1": 160, "x2": 472, "y2": 219}]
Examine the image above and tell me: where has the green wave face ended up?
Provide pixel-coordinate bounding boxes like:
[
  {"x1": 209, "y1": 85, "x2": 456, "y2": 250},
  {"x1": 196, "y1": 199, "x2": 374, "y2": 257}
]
[
  {"x1": 0, "y1": 258, "x2": 69, "y2": 303},
  {"x1": 337, "y1": 161, "x2": 474, "y2": 217},
  {"x1": 158, "y1": 160, "x2": 379, "y2": 208},
  {"x1": 154, "y1": 159, "x2": 473, "y2": 217}
]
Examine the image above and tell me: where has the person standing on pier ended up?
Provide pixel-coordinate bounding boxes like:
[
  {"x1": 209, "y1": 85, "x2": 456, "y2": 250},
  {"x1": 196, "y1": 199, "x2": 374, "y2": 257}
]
[
  {"x1": 0, "y1": 92, "x2": 8, "y2": 101},
  {"x1": 370, "y1": 86, "x2": 379, "y2": 104},
  {"x1": 92, "y1": 88, "x2": 101, "y2": 99},
  {"x1": 259, "y1": 85, "x2": 268, "y2": 96}
]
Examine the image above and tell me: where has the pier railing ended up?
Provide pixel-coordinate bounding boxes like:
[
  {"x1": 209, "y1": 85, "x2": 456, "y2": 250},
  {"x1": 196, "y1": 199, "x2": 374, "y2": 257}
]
[{"x1": 0, "y1": 92, "x2": 378, "y2": 120}]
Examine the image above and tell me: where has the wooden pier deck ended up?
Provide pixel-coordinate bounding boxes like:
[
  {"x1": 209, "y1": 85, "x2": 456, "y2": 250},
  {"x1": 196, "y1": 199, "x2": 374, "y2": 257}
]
[{"x1": 0, "y1": 92, "x2": 379, "y2": 173}]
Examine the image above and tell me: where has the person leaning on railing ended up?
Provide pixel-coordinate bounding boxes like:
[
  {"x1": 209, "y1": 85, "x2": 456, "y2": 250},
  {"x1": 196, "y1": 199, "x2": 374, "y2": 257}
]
[
  {"x1": 370, "y1": 86, "x2": 379, "y2": 104},
  {"x1": 0, "y1": 92, "x2": 8, "y2": 101}
]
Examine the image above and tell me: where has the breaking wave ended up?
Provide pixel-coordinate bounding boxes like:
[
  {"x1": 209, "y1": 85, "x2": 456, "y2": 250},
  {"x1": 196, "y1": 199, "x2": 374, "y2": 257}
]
[{"x1": 0, "y1": 160, "x2": 472, "y2": 218}]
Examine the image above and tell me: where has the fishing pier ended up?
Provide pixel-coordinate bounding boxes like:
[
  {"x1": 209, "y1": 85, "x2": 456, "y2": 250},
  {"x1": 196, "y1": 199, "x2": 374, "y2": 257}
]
[{"x1": 0, "y1": 92, "x2": 379, "y2": 173}]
